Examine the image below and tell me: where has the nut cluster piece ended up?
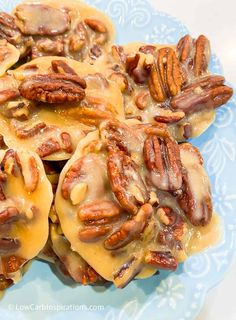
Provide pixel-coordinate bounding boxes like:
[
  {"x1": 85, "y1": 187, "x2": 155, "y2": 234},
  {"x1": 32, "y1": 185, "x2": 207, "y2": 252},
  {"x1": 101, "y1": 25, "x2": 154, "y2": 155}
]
[
  {"x1": 55, "y1": 120, "x2": 213, "y2": 287},
  {"x1": 0, "y1": 148, "x2": 53, "y2": 290},
  {"x1": 0, "y1": 0, "x2": 232, "y2": 292}
]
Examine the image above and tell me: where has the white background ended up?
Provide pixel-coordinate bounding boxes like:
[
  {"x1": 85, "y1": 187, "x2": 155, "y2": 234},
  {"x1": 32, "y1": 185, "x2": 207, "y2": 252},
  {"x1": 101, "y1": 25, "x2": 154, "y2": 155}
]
[{"x1": 148, "y1": 1, "x2": 236, "y2": 319}]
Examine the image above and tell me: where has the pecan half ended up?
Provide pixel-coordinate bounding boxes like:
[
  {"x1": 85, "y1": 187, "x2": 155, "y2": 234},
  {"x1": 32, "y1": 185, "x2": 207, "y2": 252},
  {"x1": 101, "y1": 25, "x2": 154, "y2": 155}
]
[
  {"x1": 108, "y1": 72, "x2": 132, "y2": 93},
  {"x1": 0, "y1": 89, "x2": 20, "y2": 104},
  {"x1": 139, "y1": 45, "x2": 156, "y2": 54},
  {"x1": 178, "y1": 143, "x2": 212, "y2": 226},
  {"x1": 111, "y1": 45, "x2": 126, "y2": 64},
  {"x1": 0, "y1": 134, "x2": 6, "y2": 149},
  {"x1": 143, "y1": 134, "x2": 182, "y2": 191},
  {"x1": 113, "y1": 256, "x2": 142, "y2": 288},
  {"x1": 32, "y1": 37, "x2": 64, "y2": 59},
  {"x1": 104, "y1": 204, "x2": 153, "y2": 250},
  {"x1": 90, "y1": 45, "x2": 102, "y2": 58},
  {"x1": 68, "y1": 22, "x2": 88, "y2": 53},
  {"x1": 0, "y1": 207, "x2": 20, "y2": 224},
  {"x1": 78, "y1": 200, "x2": 121, "y2": 224},
  {"x1": 107, "y1": 149, "x2": 149, "y2": 213},
  {"x1": 135, "y1": 91, "x2": 151, "y2": 110},
  {"x1": 0, "y1": 238, "x2": 20, "y2": 253},
  {"x1": 15, "y1": 4, "x2": 70, "y2": 36},
  {"x1": 0, "y1": 275, "x2": 13, "y2": 290},
  {"x1": 148, "y1": 47, "x2": 183, "y2": 102},
  {"x1": 60, "y1": 132, "x2": 73, "y2": 154},
  {"x1": 80, "y1": 265, "x2": 103, "y2": 285},
  {"x1": 1, "y1": 149, "x2": 22, "y2": 176},
  {"x1": 100, "y1": 119, "x2": 140, "y2": 154},
  {"x1": 84, "y1": 19, "x2": 107, "y2": 34},
  {"x1": 171, "y1": 75, "x2": 233, "y2": 114},
  {"x1": 85, "y1": 18, "x2": 107, "y2": 46},
  {"x1": 157, "y1": 206, "x2": 186, "y2": 250},
  {"x1": 36, "y1": 138, "x2": 61, "y2": 158},
  {"x1": 2, "y1": 255, "x2": 26, "y2": 274},
  {"x1": 177, "y1": 34, "x2": 211, "y2": 77},
  {"x1": 154, "y1": 110, "x2": 185, "y2": 123},
  {"x1": 126, "y1": 54, "x2": 150, "y2": 84},
  {"x1": 23, "y1": 156, "x2": 39, "y2": 192},
  {"x1": 126, "y1": 54, "x2": 140, "y2": 76},
  {"x1": 145, "y1": 251, "x2": 178, "y2": 271},
  {"x1": 4, "y1": 100, "x2": 30, "y2": 121},
  {"x1": 0, "y1": 171, "x2": 6, "y2": 200},
  {"x1": 0, "y1": 12, "x2": 32, "y2": 55},
  {"x1": 61, "y1": 158, "x2": 84, "y2": 200},
  {"x1": 69, "y1": 96, "x2": 116, "y2": 126},
  {"x1": 51, "y1": 60, "x2": 77, "y2": 76},
  {"x1": 15, "y1": 122, "x2": 47, "y2": 139},
  {"x1": 19, "y1": 74, "x2": 86, "y2": 104},
  {"x1": 79, "y1": 225, "x2": 111, "y2": 243}
]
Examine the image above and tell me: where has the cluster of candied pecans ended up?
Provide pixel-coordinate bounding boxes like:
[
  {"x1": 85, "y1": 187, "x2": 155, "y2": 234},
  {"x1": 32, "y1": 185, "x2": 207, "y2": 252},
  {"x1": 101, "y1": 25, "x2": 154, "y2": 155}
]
[{"x1": 0, "y1": 0, "x2": 233, "y2": 290}]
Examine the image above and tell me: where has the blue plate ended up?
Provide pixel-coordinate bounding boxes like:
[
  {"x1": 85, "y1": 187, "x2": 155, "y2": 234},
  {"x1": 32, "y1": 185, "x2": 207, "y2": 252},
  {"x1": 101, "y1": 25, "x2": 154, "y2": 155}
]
[{"x1": 1, "y1": 1, "x2": 236, "y2": 319}]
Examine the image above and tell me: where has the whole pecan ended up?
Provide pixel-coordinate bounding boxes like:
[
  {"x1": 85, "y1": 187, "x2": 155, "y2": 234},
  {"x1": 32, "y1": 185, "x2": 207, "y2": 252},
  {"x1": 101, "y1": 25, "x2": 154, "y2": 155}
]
[
  {"x1": 145, "y1": 251, "x2": 178, "y2": 271},
  {"x1": 171, "y1": 75, "x2": 233, "y2": 114},
  {"x1": 143, "y1": 134, "x2": 182, "y2": 191},
  {"x1": 177, "y1": 34, "x2": 211, "y2": 77},
  {"x1": 104, "y1": 204, "x2": 153, "y2": 250},
  {"x1": 107, "y1": 149, "x2": 149, "y2": 213},
  {"x1": 19, "y1": 73, "x2": 86, "y2": 104},
  {"x1": 148, "y1": 47, "x2": 184, "y2": 102},
  {"x1": 178, "y1": 143, "x2": 212, "y2": 226}
]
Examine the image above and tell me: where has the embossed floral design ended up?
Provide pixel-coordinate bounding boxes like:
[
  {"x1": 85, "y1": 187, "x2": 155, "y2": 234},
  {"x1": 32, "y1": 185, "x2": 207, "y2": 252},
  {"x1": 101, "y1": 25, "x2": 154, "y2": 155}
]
[
  {"x1": 146, "y1": 24, "x2": 177, "y2": 43},
  {"x1": 202, "y1": 134, "x2": 236, "y2": 178},
  {"x1": 156, "y1": 276, "x2": 185, "y2": 310},
  {"x1": 212, "y1": 183, "x2": 236, "y2": 215}
]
